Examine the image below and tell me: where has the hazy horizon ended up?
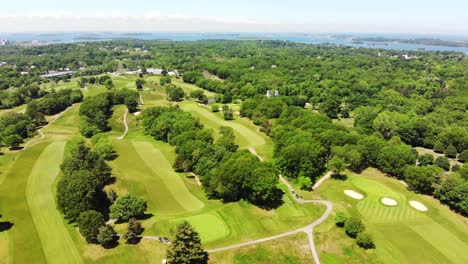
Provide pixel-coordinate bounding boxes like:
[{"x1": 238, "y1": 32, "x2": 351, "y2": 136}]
[{"x1": 0, "y1": 0, "x2": 467, "y2": 36}]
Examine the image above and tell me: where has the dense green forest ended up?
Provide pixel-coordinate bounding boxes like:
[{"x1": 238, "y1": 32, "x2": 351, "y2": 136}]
[{"x1": 1, "y1": 40, "x2": 467, "y2": 216}]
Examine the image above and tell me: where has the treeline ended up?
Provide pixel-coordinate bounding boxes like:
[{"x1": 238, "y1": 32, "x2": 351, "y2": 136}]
[
  {"x1": 141, "y1": 106, "x2": 282, "y2": 208},
  {"x1": 79, "y1": 89, "x2": 139, "y2": 137},
  {"x1": 56, "y1": 139, "x2": 147, "y2": 246},
  {"x1": 261, "y1": 104, "x2": 467, "y2": 216},
  {"x1": 0, "y1": 88, "x2": 82, "y2": 149}
]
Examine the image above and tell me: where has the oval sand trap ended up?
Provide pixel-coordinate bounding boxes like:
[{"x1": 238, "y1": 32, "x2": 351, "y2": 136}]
[
  {"x1": 381, "y1": 197, "x2": 398, "y2": 206},
  {"x1": 344, "y1": 190, "x2": 364, "y2": 200},
  {"x1": 409, "y1": 201, "x2": 428, "y2": 211}
]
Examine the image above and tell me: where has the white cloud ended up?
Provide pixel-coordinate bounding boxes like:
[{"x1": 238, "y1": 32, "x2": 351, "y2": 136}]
[{"x1": 0, "y1": 11, "x2": 466, "y2": 35}]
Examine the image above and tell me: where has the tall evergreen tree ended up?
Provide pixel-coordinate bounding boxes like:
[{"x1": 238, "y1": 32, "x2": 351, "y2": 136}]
[{"x1": 166, "y1": 221, "x2": 208, "y2": 264}]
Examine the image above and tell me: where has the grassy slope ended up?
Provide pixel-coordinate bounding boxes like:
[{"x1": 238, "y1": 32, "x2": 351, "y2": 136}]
[
  {"x1": 311, "y1": 168, "x2": 468, "y2": 264},
  {"x1": 26, "y1": 141, "x2": 83, "y2": 264}
]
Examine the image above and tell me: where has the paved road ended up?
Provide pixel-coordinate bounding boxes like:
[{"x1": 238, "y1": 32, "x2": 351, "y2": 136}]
[
  {"x1": 205, "y1": 175, "x2": 333, "y2": 264},
  {"x1": 118, "y1": 109, "x2": 129, "y2": 140}
]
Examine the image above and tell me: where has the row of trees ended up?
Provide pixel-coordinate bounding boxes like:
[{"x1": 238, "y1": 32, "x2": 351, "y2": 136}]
[
  {"x1": 141, "y1": 106, "x2": 283, "y2": 208},
  {"x1": 335, "y1": 213, "x2": 375, "y2": 249},
  {"x1": 79, "y1": 89, "x2": 139, "y2": 137},
  {"x1": 56, "y1": 138, "x2": 148, "y2": 246}
]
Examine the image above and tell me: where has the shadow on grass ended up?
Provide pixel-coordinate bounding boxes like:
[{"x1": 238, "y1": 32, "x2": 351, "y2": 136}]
[
  {"x1": 0, "y1": 221, "x2": 14, "y2": 232},
  {"x1": 101, "y1": 239, "x2": 119, "y2": 249},
  {"x1": 331, "y1": 173, "x2": 348, "y2": 181}
]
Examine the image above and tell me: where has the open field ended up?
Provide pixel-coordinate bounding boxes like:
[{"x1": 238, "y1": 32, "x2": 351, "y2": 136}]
[{"x1": 310, "y1": 168, "x2": 468, "y2": 264}]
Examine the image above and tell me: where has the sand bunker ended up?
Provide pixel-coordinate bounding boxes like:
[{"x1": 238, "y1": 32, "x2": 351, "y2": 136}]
[
  {"x1": 381, "y1": 197, "x2": 398, "y2": 206},
  {"x1": 344, "y1": 190, "x2": 364, "y2": 200},
  {"x1": 409, "y1": 201, "x2": 428, "y2": 211},
  {"x1": 134, "y1": 111, "x2": 141, "y2": 116}
]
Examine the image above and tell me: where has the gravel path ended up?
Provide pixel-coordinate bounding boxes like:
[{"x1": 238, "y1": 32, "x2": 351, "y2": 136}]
[{"x1": 118, "y1": 109, "x2": 129, "y2": 140}]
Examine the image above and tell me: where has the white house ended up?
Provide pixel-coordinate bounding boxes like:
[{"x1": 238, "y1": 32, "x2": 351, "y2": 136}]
[{"x1": 266, "y1": 90, "x2": 279, "y2": 98}]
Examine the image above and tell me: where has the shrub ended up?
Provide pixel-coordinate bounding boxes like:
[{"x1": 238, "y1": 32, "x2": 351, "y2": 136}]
[
  {"x1": 445, "y1": 144, "x2": 457, "y2": 158},
  {"x1": 418, "y1": 154, "x2": 434, "y2": 166},
  {"x1": 335, "y1": 212, "x2": 348, "y2": 227},
  {"x1": 356, "y1": 232, "x2": 375, "y2": 249},
  {"x1": 344, "y1": 216, "x2": 365, "y2": 238},
  {"x1": 434, "y1": 156, "x2": 450, "y2": 171},
  {"x1": 110, "y1": 195, "x2": 147, "y2": 221}
]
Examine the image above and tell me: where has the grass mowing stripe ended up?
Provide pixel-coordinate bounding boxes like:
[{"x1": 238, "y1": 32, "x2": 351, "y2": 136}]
[
  {"x1": 132, "y1": 141, "x2": 204, "y2": 213},
  {"x1": 0, "y1": 143, "x2": 48, "y2": 264},
  {"x1": 111, "y1": 141, "x2": 188, "y2": 214},
  {"x1": 410, "y1": 221, "x2": 468, "y2": 263},
  {"x1": 179, "y1": 102, "x2": 265, "y2": 148},
  {"x1": 26, "y1": 141, "x2": 83, "y2": 264}
]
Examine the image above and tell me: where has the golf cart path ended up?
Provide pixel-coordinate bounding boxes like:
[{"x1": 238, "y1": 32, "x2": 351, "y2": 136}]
[
  {"x1": 118, "y1": 109, "x2": 129, "y2": 140},
  {"x1": 203, "y1": 175, "x2": 332, "y2": 264},
  {"x1": 313, "y1": 170, "x2": 333, "y2": 190},
  {"x1": 248, "y1": 147, "x2": 264, "y2": 161},
  {"x1": 15, "y1": 105, "x2": 75, "y2": 151},
  {"x1": 139, "y1": 93, "x2": 145, "y2": 105}
]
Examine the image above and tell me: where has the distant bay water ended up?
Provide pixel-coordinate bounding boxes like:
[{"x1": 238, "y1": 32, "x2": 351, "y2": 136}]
[{"x1": 1, "y1": 32, "x2": 467, "y2": 53}]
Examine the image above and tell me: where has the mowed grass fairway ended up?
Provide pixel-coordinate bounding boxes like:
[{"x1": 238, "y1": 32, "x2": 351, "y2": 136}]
[
  {"x1": 110, "y1": 139, "x2": 204, "y2": 215},
  {"x1": 173, "y1": 212, "x2": 230, "y2": 243},
  {"x1": 26, "y1": 141, "x2": 83, "y2": 264},
  {"x1": 179, "y1": 101, "x2": 266, "y2": 149},
  {"x1": 311, "y1": 168, "x2": 468, "y2": 264}
]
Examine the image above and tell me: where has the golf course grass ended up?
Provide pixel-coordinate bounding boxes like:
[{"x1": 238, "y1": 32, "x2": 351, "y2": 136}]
[
  {"x1": 310, "y1": 168, "x2": 468, "y2": 264},
  {"x1": 174, "y1": 212, "x2": 230, "y2": 243},
  {"x1": 2, "y1": 75, "x2": 466, "y2": 264},
  {"x1": 26, "y1": 141, "x2": 83, "y2": 264},
  {"x1": 179, "y1": 101, "x2": 266, "y2": 149}
]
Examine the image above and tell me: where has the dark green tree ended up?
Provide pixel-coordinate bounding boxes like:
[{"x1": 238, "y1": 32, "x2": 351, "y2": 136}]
[
  {"x1": 356, "y1": 232, "x2": 375, "y2": 249},
  {"x1": 434, "y1": 156, "x2": 450, "y2": 171},
  {"x1": 123, "y1": 218, "x2": 143, "y2": 244},
  {"x1": 335, "y1": 212, "x2": 348, "y2": 227},
  {"x1": 418, "y1": 154, "x2": 434, "y2": 166},
  {"x1": 345, "y1": 216, "x2": 365, "y2": 238},
  {"x1": 166, "y1": 221, "x2": 208, "y2": 264},
  {"x1": 97, "y1": 225, "x2": 117, "y2": 247},
  {"x1": 110, "y1": 195, "x2": 147, "y2": 221},
  {"x1": 77, "y1": 210, "x2": 104, "y2": 243}
]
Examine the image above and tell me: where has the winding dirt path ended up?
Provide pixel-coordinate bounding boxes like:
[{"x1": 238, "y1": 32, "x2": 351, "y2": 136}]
[
  {"x1": 118, "y1": 109, "x2": 129, "y2": 140},
  {"x1": 15, "y1": 105, "x2": 75, "y2": 152}
]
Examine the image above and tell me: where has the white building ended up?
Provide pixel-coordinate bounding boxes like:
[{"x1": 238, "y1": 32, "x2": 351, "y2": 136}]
[
  {"x1": 266, "y1": 90, "x2": 279, "y2": 98},
  {"x1": 147, "y1": 68, "x2": 164, "y2": 75}
]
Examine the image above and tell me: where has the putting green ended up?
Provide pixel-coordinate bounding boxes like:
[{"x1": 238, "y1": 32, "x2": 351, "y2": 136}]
[
  {"x1": 180, "y1": 102, "x2": 265, "y2": 148},
  {"x1": 175, "y1": 213, "x2": 230, "y2": 243},
  {"x1": 352, "y1": 177, "x2": 423, "y2": 223},
  {"x1": 26, "y1": 141, "x2": 83, "y2": 264},
  {"x1": 111, "y1": 140, "x2": 204, "y2": 215}
]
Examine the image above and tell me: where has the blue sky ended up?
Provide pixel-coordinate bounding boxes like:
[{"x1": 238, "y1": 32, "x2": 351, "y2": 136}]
[{"x1": 0, "y1": 0, "x2": 467, "y2": 35}]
